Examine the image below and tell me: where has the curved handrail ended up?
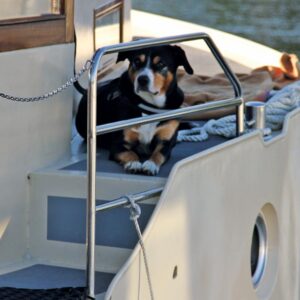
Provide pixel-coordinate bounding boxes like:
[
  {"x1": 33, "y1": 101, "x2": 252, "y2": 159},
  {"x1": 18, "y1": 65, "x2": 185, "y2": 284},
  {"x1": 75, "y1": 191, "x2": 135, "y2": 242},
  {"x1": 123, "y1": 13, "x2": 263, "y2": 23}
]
[{"x1": 86, "y1": 32, "x2": 244, "y2": 299}]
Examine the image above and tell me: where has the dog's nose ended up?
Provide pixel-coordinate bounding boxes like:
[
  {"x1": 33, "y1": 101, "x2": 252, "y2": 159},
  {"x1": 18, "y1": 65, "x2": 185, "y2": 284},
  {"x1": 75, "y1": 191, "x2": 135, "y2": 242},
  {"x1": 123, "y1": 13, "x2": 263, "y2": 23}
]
[{"x1": 137, "y1": 75, "x2": 149, "y2": 88}]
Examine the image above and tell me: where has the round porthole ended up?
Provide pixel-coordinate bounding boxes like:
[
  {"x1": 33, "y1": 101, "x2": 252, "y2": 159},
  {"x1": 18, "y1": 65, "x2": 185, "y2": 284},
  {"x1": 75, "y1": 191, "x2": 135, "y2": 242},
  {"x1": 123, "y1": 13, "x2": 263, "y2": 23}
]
[
  {"x1": 251, "y1": 214, "x2": 267, "y2": 287},
  {"x1": 250, "y1": 204, "x2": 279, "y2": 298}
]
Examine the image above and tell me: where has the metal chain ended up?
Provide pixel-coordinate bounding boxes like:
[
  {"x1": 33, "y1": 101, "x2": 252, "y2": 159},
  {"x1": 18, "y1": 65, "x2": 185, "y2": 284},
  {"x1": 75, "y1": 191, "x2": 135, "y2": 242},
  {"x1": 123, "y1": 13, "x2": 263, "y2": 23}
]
[
  {"x1": 127, "y1": 196, "x2": 155, "y2": 300},
  {"x1": 0, "y1": 59, "x2": 93, "y2": 102}
]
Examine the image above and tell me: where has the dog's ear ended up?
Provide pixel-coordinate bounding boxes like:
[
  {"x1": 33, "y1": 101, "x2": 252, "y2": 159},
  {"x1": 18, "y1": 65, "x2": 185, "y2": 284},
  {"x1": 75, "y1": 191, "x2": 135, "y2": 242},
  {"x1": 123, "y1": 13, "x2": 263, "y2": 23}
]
[
  {"x1": 116, "y1": 50, "x2": 134, "y2": 63},
  {"x1": 171, "y1": 45, "x2": 194, "y2": 75}
]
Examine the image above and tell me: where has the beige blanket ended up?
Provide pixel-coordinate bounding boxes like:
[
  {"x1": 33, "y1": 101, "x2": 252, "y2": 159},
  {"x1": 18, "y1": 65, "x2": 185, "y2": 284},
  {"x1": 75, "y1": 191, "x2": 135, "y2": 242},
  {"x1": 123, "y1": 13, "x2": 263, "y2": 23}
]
[{"x1": 178, "y1": 53, "x2": 300, "y2": 119}]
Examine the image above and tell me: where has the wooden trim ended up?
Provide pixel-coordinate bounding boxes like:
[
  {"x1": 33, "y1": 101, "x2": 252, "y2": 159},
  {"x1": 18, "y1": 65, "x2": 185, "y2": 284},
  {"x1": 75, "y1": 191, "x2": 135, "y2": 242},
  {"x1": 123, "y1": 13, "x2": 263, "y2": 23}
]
[
  {"x1": 0, "y1": 15, "x2": 64, "y2": 26},
  {"x1": 51, "y1": 0, "x2": 62, "y2": 14},
  {"x1": 0, "y1": 18, "x2": 65, "y2": 52},
  {"x1": 119, "y1": 1, "x2": 124, "y2": 43},
  {"x1": 93, "y1": 0, "x2": 124, "y2": 51},
  {"x1": 64, "y1": 0, "x2": 75, "y2": 43},
  {"x1": 94, "y1": 0, "x2": 123, "y2": 18},
  {"x1": 0, "y1": 0, "x2": 74, "y2": 52}
]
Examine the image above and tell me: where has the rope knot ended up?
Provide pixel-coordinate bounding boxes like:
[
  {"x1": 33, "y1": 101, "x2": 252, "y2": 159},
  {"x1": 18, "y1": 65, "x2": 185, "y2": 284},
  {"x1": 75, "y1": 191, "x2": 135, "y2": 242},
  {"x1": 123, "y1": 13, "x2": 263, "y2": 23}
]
[
  {"x1": 125, "y1": 195, "x2": 155, "y2": 300},
  {"x1": 125, "y1": 195, "x2": 141, "y2": 221}
]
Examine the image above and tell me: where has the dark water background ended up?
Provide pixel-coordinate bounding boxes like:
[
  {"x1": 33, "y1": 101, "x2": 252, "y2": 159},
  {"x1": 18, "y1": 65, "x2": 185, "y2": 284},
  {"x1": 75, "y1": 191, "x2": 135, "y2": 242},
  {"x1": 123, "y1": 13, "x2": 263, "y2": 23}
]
[{"x1": 132, "y1": 0, "x2": 300, "y2": 57}]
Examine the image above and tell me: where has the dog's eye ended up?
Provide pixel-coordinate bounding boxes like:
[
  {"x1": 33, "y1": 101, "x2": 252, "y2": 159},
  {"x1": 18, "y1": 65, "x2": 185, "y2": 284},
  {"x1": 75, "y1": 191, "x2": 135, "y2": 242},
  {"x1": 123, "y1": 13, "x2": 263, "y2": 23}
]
[
  {"x1": 156, "y1": 62, "x2": 166, "y2": 70},
  {"x1": 133, "y1": 58, "x2": 142, "y2": 68}
]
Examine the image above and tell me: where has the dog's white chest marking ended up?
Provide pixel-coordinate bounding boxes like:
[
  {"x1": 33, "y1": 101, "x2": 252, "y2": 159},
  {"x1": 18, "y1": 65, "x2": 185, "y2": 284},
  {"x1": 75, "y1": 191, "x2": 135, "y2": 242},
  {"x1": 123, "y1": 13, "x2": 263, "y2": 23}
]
[{"x1": 138, "y1": 121, "x2": 158, "y2": 145}]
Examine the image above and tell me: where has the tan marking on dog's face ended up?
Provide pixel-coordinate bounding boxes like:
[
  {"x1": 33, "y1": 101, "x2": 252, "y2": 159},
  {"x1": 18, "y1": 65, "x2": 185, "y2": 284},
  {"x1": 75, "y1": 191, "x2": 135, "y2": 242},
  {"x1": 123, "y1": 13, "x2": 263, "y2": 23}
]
[
  {"x1": 152, "y1": 56, "x2": 160, "y2": 64},
  {"x1": 155, "y1": 120, "x2": 179, "y2": 140},
  {"x1": 139, "y1": 54, "x2": 146, "y2": 63},
  {"x1": 116, "y1": 151, "x2": 139, "y2": 165},
  {"x1": 161, "y1": 71, "x2": 174, "y2": 94},
  {"x1": 154, "y1": 71, "x2": 174, "y2": 95},
  {"x1": 153, "y1": 72, "x2": 164, "y2": 91}
]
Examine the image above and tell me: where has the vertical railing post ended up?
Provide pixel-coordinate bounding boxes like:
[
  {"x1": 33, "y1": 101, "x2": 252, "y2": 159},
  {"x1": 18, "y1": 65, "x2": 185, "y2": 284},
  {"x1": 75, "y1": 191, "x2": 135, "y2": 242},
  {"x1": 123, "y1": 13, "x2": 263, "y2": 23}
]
[
  {"x1": 204, "y1": 36, "x2": 244, "y2": 136},
  {"x1": 237, "y1": 101, "x2": 245, "y2": 135},
  {"x1": 86, "y1": 80, "x2": 96, "y2": 298},
  {"x1": 86, "y1": 50, "x2": 102, "y2": 300}
]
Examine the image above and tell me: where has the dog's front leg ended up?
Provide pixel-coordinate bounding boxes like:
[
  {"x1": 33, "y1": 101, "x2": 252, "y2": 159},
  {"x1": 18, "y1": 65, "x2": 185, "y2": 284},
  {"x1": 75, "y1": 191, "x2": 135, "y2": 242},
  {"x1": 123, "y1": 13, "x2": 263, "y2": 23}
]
[
  {"x1": 110, "y1": 128, "x2": 142, "y2": 173},
  {"x1": 142, "y1": 120, "x2": 179, "y2": 176},
  {"x1": 115, "y1": 150, "x2": 143, "y2": 173},
  {"x1": 142, "y1": 144, "x2": 166, "y2": 175}
]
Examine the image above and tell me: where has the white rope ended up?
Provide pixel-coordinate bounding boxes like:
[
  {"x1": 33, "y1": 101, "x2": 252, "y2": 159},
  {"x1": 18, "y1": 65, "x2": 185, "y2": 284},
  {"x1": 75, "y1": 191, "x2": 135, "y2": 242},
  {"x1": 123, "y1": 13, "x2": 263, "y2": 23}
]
[
  {"x1": 177, "y1": 82, "x2": 300, "y2": 142},
  {"x1": 265, "y1": 86, "x2": 300, "y2": 130},
  {"x1": 127, "y1": 196, "x2": 155, "y2": 300},
  {"x1": 205, "y1": 115, "x2": 237, "y2": 138},
  {"x1": 177, "y1": 126, "x2": 208, "y2": 142}
]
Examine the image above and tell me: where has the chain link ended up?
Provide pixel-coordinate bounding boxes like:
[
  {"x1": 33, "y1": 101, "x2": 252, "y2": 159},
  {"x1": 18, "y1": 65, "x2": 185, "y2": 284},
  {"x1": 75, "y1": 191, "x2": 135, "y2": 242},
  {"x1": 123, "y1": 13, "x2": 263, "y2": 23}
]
[{"x1": 0, "y1": 59, "x2": 93, "y2": 102}]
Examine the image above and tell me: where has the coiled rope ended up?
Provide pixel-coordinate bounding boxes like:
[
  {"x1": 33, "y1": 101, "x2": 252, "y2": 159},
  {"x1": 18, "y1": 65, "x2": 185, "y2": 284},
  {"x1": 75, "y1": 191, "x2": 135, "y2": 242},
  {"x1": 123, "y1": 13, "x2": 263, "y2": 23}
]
[{"x1": 178, "y1": 82, "x2": 300, "y2": 142}]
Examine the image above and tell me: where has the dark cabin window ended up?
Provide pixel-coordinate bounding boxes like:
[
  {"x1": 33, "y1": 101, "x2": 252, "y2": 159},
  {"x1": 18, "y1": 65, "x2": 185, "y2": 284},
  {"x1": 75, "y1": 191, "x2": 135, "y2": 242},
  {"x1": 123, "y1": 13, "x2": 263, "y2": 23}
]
[{"x1": 0, "y1": 0, "x2": 74, "y2": 52}]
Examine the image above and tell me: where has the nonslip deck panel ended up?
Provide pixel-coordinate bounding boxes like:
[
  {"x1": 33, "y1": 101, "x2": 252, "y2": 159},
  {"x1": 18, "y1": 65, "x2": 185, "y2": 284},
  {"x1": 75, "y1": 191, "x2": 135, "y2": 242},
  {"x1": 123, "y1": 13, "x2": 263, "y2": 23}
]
[
  {"x1": 0, "y1": 264, "x2": 114, "y2": 294},
  {"x1": 0, "y1": 286, "x2": 84, "y2": 300},
  {"x1": 63, "y1": 136, "x2": 228, "y2": 177},
  {"x1": 47, "y1": 196, "x2": 155, "y2": 249}
]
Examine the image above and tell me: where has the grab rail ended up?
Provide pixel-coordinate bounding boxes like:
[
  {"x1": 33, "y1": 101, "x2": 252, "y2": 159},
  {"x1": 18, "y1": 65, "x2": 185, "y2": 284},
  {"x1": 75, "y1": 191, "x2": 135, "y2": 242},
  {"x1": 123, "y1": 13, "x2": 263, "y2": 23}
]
[
  {"x1": 96, "y1": 187, "x2": 164, "y2": 212},
  {"x1": 86, "y1": 32, "x2": 244, "y2": 299}
]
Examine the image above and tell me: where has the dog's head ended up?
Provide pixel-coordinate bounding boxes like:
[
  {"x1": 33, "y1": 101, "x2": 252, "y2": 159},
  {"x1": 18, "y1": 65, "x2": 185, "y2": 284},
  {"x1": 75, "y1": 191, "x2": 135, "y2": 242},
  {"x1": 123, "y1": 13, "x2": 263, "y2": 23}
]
[{"x1": 117, "y1": 45, "x2": 193, "y2": 108}]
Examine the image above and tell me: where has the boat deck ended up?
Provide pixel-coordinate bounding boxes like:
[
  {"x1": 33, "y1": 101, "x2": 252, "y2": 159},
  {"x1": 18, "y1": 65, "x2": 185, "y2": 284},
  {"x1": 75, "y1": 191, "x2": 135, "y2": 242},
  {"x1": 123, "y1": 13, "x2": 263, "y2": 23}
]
[{"x1": 67, "y1": 124, "x2": 229, "y2": 177}]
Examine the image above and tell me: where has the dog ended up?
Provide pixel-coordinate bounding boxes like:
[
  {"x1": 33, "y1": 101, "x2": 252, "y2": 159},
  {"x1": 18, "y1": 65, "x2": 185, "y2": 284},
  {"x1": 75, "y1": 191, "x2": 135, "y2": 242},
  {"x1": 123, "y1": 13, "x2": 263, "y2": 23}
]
[{"x1": 75, "y1": 45, "x2": 193, "y2": 175}]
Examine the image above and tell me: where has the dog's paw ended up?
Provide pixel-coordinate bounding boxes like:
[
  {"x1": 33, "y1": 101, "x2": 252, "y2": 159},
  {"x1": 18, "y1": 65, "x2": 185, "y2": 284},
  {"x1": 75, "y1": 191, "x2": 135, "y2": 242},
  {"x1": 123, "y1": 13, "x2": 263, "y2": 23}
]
[
  {"x1": 142, "y1": 160, "x2": 160, "y2": 176},
  {"x1": 124, "y1": 161, "x2": 143, "y2": 173}
]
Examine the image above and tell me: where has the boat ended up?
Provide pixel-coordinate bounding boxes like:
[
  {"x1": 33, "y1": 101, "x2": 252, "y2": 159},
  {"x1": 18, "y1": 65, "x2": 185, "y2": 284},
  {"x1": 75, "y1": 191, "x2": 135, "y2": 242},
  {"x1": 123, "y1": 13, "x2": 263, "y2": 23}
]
[{"x1": 0, "y1": 1, "x2": 299, "y2": 300}]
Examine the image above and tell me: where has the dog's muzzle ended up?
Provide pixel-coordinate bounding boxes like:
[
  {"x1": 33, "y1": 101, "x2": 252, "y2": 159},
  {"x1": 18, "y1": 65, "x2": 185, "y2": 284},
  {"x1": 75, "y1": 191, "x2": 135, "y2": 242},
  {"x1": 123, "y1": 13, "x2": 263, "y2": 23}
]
[
  {"x1": 137, "y1": 75, "x2": 150, "y2": 89},
  {"x1": 136, "y1": 75, "x2": 159, "y2": 95}
]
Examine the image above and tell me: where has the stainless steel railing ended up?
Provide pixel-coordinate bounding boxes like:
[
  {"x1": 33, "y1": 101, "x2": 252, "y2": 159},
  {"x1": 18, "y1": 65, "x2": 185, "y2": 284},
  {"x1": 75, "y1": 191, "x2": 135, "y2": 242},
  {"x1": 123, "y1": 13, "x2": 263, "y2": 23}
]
[
  {"x1": 96, "y1": 187, "x2": 164, "y2": 212},
  {"x1": 86, "y1": 32, "x2": 244, "y2": 299}
]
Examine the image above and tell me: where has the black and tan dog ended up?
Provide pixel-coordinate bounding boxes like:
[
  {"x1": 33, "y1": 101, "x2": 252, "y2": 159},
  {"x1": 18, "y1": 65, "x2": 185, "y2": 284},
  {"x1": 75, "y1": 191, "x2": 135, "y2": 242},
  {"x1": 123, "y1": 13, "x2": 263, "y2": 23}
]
[{"x1": 75, "y1": 45, "x2": 193, "y2": 175}]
